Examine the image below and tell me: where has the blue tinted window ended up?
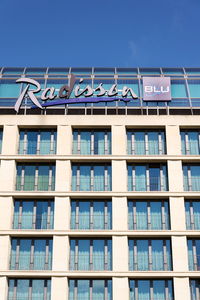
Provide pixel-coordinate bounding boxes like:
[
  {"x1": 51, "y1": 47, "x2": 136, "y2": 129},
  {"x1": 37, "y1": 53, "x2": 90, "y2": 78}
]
[
  {"x1": 129, "y1": 239, "x2": 171, "y2": 271},
  {"x1": 8, "y1": 279, "x2": 51, "y2": 300},
  {"x1": 130, "y1": 280, "x2": 173, "y2": 300},
  {"x1": 16, "y1": 164, "x2": 55, "y2": 191},
  {"x1": 69, "y1": 280, "x2": 112, "y2": 300},
  {"x1": 171, "y1": 80, "x2": 187, "y2": 98},
  {"x1": 0, "y1": 79, "x2": 21, "y2": 98},
  {"x1": 72, "y1": 164, "x2": 111, "y2": 191},
  {"x1": 128, "y1": 164, "x2": 168, "y2": 191},
  {"x1": 10, "y1": 239, "x2": 52, "y2": 270},
  {"x1": 13, "y1": 200, "x2": 54, "y2": 230},
  {"x1": 70, "y1": 239, "x2": 112, "y2": 271}
]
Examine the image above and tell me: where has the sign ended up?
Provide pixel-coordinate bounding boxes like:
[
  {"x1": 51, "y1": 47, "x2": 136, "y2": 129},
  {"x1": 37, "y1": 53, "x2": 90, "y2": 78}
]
[
  {"x1": 143, "y1": 77, "x2": 171, "y2": 101},
  {"x1": 14, "y1": 75, "x2": 139, "y2": 112}
]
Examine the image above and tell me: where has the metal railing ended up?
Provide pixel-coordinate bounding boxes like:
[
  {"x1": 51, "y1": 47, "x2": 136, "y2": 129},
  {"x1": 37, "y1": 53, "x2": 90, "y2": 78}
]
[
  {"x1": 13, "y1": 214, "x2": 54, "y2": 230},
  {"x1": 16, "y1": 179, "x2": 55, "y2": 191},
  {"x1": 70, "y1": 254, "x2": 112, "y2": 271},
  {"x1": 10, "y1": 254, "x2": 52, "y2": 270}
]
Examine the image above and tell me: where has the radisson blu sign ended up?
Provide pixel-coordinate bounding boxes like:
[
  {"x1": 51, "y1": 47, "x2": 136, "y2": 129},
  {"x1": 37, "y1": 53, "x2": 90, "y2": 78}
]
[{"x1": 14, "y1": 75, "x2": 171, "y2": 112}]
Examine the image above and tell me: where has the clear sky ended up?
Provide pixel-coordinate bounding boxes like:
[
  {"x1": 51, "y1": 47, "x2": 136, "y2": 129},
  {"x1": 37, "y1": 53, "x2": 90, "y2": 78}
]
[{"x1": 0, "y1": 0, "x2": 200, "y2": 68}]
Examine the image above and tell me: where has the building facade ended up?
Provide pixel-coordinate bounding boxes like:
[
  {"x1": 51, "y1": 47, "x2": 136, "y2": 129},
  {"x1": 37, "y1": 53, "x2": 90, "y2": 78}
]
[{"x1": 0, "y1": 67, "x2": 200, "y2": 300}]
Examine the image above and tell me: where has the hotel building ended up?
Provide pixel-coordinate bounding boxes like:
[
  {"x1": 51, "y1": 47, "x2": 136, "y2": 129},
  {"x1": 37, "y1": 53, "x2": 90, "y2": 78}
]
[{"x1": 0, "y1": 67, "x2": 199, "y2": 300}]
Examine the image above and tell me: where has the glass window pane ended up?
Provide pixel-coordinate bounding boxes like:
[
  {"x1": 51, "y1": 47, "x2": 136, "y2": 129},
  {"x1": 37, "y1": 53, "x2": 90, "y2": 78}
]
[
  {"x1": 138, "y1": 280, "x2": 150, "y2": 300},
  {"x1": 77, "y1": 280, "x2": 90, "y2": 300}
]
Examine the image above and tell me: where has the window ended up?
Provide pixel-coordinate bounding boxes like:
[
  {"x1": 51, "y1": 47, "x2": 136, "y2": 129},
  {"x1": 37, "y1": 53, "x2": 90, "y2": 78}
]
[
  {"x1": 128, "y1": 200, "x2": 170, "y2": 230},
  {"x1": 188, "y1": 239, "x2": 200, "y2": 271},
  {"x1": 70, "y1": 239, "x2": 112, "y2": 270},
  {"x1": 129, "y1": 239, "x2": 172, "y2": 271},
  {"x1": 16, "y1": 164, "x2": 55, "y2": 191},
  {"x1": 127, "y1": 130, "x2": 166, "y2": 155},
  {"x1": 185, "y1": 200, "x2": 200, "y2": 230},
  {"x1": 73, "y1": 129, "x2": 111, "y2": 155},
  {"x1": 130, "y1": 280, "x2": 173, "y2": 300},
  {"x1": 190, "y1": 280, "x2": 200, "y2": 300},
  {"x1": 181, "y1": 130, "x2": 200, "y2": 155},
  {"x1": 10, "y1": 238, "x2": 52, "y2": 270},
  {"x1": 183, "y1": 165, "x2": 200, "y2": 191},
  {"x1": 69, "y1": 279, "x2": 112, "y2": 300},
  {"x1": 72, "y1": 164, "x2": 111, "y2": 191},
  {"x1": 19, "y1": 129, "x2": 57, "y2": 155},
  {"x1": 128, "y1": 164, "x2": 168, "y2": 191},
  {"x1": 71, "y1": 200, "x2": 112, "y2": 229},
  {"x1": 8, "y1": 279, "x2": 51, "y2": 300},
  {"x1": 0, "y1": 129, "x2": 2, "y2": 153},
  {"x1": 13, "y1": 199, "x2": 54, "y2": 229}
]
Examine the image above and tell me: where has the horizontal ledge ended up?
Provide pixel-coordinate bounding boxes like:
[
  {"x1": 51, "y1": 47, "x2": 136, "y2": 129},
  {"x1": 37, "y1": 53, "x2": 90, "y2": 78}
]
[
  {"x1": 0, "y1": 271, "x2": 199, "y2": 278},
  {"x1": 0, "y1": 230, "x2": 200, "y2": 237},
  {"x1": 1, "y1": 155, "x2": 200, "y2": 161}
]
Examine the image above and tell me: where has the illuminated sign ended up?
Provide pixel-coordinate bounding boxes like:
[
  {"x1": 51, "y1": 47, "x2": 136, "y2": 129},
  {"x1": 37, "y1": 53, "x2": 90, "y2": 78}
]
[
  {"x1": 143, "y1": 77, "x2": 171, "y2": 101},
  {"x1": 14, "y1": 75, "x2": 138, "y2": 112}
]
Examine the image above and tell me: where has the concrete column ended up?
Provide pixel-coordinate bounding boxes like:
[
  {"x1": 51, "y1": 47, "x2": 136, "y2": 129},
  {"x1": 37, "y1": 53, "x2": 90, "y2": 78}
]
[
  {"x1": 113, "y1": 277, "x2": 129, "y2": 300},
  {"x1": 167, "y1": 160, "x2": 183, "y2": 192},
  {"x1": 57, "y1": 125, "x2": 72, "y2": 155},
  {"x1": 54, "y1": 197, "x2": 70, "y2": 230},
  {"x1": 0, "y1": 160, "x2": 16, "y2": 191},
  {"x1": 165, "y1": 125, "x2": 181, "y2": 155},
  {"x1": 112, "y1": 160, "x2": 127, "y2": 192},
  {"x1": 55, "y1": 160, "x2": 71, "y2": 191},
  {"x1": 52, "y1": 236, "x2": 69, "y2": 271},
  {"x1": 0, "y1": 277, "x2": 8, "y2": 300},
  {"x1": 171, "y1": 236, "x2": 188, "y2": 272},
  {"x1": 173, "y1": 277, "x2": 190, "y2": 300},
  {"x1": 51, "y1": 277, "x2": 68, "y2": 300},
  {"x1": 113, "y1": 236, "x2": 128, "y2": 272},
  {"x1": 112, "y1": 197, "x2": 128, "y2": 231},
  {"x1": 112, "y1": 125, "x2": 126, "y2": 155},
  {"x1": 0, "y1": 197, "x2": 13, "y2": 230},
  {"x1": 2, "y1": 125, "x2": 18, "y2": 155},
  {"x1": 0, "y1": 236, "x2": 10, "y2": 270},
  {"x1": 169, "y1": 197, "x2": 186, "y2": 231}
]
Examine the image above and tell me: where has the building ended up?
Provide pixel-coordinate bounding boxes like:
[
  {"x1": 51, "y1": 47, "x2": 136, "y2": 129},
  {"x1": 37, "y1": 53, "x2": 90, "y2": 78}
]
[{"x1": 0, "y1": 67, "x2": 200, "y2": 300}]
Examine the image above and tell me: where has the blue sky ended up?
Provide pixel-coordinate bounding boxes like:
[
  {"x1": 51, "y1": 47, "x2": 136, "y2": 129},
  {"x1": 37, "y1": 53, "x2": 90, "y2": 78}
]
[{"x1": 0, "y1": 0, "x2": 200, "y2": 67}]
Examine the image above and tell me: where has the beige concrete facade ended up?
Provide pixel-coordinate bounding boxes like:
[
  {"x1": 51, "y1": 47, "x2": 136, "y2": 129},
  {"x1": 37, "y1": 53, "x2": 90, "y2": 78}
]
[{"x1": 0, "y1": 114, "x2": 200, "y2": 299}]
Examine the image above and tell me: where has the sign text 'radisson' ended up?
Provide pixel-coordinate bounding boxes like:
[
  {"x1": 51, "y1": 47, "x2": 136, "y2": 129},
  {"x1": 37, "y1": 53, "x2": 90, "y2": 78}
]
[{"x1": 14, "y1": 74, "x2": 138, "y2": 112}]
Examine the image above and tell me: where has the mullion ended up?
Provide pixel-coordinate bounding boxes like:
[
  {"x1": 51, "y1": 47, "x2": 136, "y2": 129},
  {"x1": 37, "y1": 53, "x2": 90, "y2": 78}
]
[
  {"x1": 50, "y1": 130, "x2": 54, "y2": 154},
  {"x1": 18, "y1": 202, "x2": 23, "y2": 229},
  {"x1": 37, "y1": 131, "x2": 40, "y2": 155},
  {"x1": 190, "y1": 201, "x2": 195, "y2": 230},
  {"x1": 47, "y1": 200, "x2": 51, "y2": 229},
  {"x1": 48, "y1": 166, "x2": 52, "y2": 191},
  {"x1": 45, "y1": 240, "x2": 49, "y2": 270},
  {"x1": 163, "y1": 240, "x2": 168, "y2": 270},
  {"x1": 104, "y1": 201, "x2": 108, "y2": 229},
  {"x1": 28, "y1": 280, "x2": 32, "y2": 300},
  {"x1": 161, "y1": 200, "x2": 166, "y2": 230},
  {"x1": 165, "y1": 280, "x2": 169, "y2": 300},
  {"x1": 90, "y1": 201, "x2": 93, "y2": 229},
  {"x1": 33, "y1": 202, "x2": 37, "y2": 229}
]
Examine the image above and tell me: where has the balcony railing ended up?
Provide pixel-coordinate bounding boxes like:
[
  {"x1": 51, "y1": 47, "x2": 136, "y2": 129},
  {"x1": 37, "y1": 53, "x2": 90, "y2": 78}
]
[
  {"x1": 10, "y1": 254, "x2": 52, "y2": 270},
  {"x1": 16, "y1": 179, "x2": 55, "y2": 191},
  {"x1": 129, "y1": 253, "x2": 171, "y2": 271},
  {"x1": 70, "y1": 254, "x2": 112, "y2": 270},
  {"x1": 13, "y1": 214, "x2": 54, "y2": 230},
  {"x1": 127, "y1": 141, "x2": 166, "y2": 155},
  {"x1": 19, "y1": 142, "x2": 56, "y2": 155},
  {"x1": 73, "y1": 141, "x2": 111, "y2": 155},
  {"x1": 128, "y1": 177, "x2": 168, "y2": 191},
  {"x1": 129, "y1": 214, "x2": 169, "y2": 230},
  {"x1": 71, "y1": 213, "x2": 111, "y2": 230}
]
